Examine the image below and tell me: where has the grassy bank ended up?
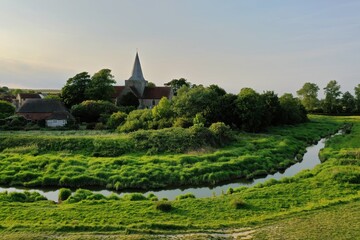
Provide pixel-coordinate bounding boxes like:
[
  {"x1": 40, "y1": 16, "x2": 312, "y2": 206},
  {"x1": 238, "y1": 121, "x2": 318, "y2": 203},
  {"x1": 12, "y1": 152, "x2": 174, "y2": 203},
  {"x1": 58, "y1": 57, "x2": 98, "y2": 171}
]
[
  {"x1": 0, "y1": 115, "x2": 341, "y2": 190},
  {"x1": 0, "y1": 116, "x2": 359, "y2": 239}
]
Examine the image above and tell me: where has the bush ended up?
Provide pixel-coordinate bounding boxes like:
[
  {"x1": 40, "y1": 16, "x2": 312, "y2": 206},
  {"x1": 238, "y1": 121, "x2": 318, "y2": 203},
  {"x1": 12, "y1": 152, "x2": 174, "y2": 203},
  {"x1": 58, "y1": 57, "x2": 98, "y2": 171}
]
[
  {"x1": 71, "y1": 100, "x2": 119, "y2": 123},
  {"x1": 0, "y1": 100, "x2": 15, "y2": 119},
  {"x1": 107, "y1": 111, "x2": 127, "y2": 129},
  {"x1": 209, "y1": 122, "x2": 233, "y2": 145},
  {"x1": 176, "y1": 193, "x2": 195, "y2": 200},
  {"x1": 231, "y1": 198, "x2": 247, "y2": 209},
  {"x1": 173, "y1": 117, "x2": 192, "y2": 128},
  {"x1": 123, "y1": 193, "x2": 147, "y2": 201},
  {"x1": 58, "y1": 188, "x2": 72, "y2": 202},
  {"x1": 155, "y1": 201, "x2": 172, "y2": 212}
]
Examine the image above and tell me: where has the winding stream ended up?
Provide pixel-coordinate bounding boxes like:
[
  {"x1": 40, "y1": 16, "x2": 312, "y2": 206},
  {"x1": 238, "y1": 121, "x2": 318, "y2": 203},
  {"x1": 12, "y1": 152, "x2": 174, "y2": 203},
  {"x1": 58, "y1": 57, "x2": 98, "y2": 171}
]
[{"x1": 0, "y1": 136, "x2": 330, "y2": 202}]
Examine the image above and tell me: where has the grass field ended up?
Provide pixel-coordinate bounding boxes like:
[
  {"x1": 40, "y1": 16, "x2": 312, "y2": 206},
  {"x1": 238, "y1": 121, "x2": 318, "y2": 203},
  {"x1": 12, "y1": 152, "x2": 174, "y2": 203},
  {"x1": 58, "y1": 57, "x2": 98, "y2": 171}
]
[
  {"x1": 0, "y1": 115, "x2": 359, "y2": 239},
  {"x1": 0, "y1": 115, "x2": 342, "y2": 190}
]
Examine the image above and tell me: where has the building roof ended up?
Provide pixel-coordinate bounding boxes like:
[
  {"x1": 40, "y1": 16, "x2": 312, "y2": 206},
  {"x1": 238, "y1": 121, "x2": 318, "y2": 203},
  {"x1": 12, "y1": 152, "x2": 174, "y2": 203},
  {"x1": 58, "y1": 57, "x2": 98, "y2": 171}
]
[
  {"x1": 128, "y1": 52, "x2": 146, "y2": 81},
  {"x1": 113, "y1": 86, "x2": 126, "y2": 98},
  {"x1": 17, "y1": 99, "x2": 68, "y2": 113},
  {"x1": 142, "y1": 87, "x2": 172, "y2": 99},
  {"x1": 18, "y1": 93, "x2": 41, "y2": 99}
]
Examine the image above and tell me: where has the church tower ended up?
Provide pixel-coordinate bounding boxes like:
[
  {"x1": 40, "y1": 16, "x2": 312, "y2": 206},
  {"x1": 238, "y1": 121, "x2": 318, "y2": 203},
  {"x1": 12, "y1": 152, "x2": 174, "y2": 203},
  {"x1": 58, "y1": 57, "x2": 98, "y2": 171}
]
[{"x1": 125, "y1": 52, "x2": 148, "y2": 97}]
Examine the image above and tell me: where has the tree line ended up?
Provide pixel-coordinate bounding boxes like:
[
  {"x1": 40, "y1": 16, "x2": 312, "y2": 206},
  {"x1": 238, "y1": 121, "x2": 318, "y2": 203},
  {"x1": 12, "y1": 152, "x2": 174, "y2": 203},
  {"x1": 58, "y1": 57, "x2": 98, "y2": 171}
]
[
  {"x1": 68, "y1": 79, "x2": 307, "y2": 132},
  {"x1": 297, "y1": 80, "x2": 360, "y2": 115}
]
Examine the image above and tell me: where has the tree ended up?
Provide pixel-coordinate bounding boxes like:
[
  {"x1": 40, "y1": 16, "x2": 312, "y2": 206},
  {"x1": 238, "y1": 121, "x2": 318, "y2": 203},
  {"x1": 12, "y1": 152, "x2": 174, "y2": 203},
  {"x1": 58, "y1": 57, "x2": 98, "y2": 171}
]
[
  {"x1": 0, "y1": 100, "x2": 15, "y2": 119},
  {"x1": 355, "y1": 84, "x2": 360, "y2": 113},
  {"x1": 261, "y1": 91, "x2": 282, "y2": 126},
  {"x1": 323, "y1": 80, "x2": 342, "y2": 114},
  {"x1": 235, "y1": 88, "x2": 265, "y2": 132},
  {"x1": 296, "y1": 82, "x2": 320, "y2": 112},
  {"x1": 152, "y1": 97, "x2": 173, "y2": 120},
  {"x1": 172, "y1": 85, "x2": 218, "y2": 124},
  {"x1": 85, "y1": 69, "x2": 116, "y2": 101},
  {"x1": 217, "y1": 93, "x2": 238, "y2": 127},
  {"x1": 164, "y1": 78, "x2": 191, "y2": 95},
  {"x1": 340, "y1": 91, "x2": 355, "y2": 114},
  {"x1": 61, "y1": 72, "x2": 91, "y2": 108},
  {"x1": 279, "y1": 93, "x2": 307, "y2": 124},
  {"x1": 71, "y1": 100, "x2": 119, "y2": 123}
]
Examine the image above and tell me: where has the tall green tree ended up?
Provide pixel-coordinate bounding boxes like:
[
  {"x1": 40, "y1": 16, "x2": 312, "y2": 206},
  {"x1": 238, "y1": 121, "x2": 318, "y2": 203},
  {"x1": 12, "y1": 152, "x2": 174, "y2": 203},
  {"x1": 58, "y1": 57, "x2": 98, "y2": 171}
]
[
  {"x1": 172, "y1": 85, "x2": 217, "y2": 121},
  {"x1": 61, "y1": 72, "x2": 91, "y2": 108},
  {"x1": 323, "y1": 80, "x2": 342, "y2": 114},
  {"x1": 279, "y1": 93, "x2": 307, "y2": 124},
  {"x1": 355, "y1": 84, "x2": 360, "y2": 113},
  {"x1": 235, "y1": 88, "x2": 265, "y2": 132},
  {"x1": 341, "y1": 91, "x2": 355, "y2": 114},
  {"x1": 164, "y1": 78, "x2": 191, "y2": 95},
  {"x1": 296, "y1": 82, "x2": 320, "y2": 112},
  {"x1": 85, "y1": 69, "x2": 116, "y2": 101},
  {"x1": 261, "y1": 91, "x2": 282, "y2": 126}
]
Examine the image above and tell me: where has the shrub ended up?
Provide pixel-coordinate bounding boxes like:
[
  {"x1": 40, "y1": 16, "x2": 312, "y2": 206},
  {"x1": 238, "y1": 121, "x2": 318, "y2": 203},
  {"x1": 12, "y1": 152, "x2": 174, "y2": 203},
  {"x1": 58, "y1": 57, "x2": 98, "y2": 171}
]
[
  {"x1": 176, "y1": 193, "x2": 195, "y2": 200},
  {"x1": 155, "y1": 201, "x2": 172, "y2": 212},
  {"x1": 147, "y1": 193, "x2": 158, "y2": 201},
  {"x1": 173, "y1": 117, "x2": 192, "y2": 128},
  {"x1": 58, "y1": 188, "x2": 72, "y2": 202},
  {"x1": 71, "y1": 100, "x2": 119, "y2": 123},
  {"x1": 66, "y1": 189, "x2": 94, "y2": 203},
  {"x1": 123, "y1": 193, "x2": 147, "y2": 201},
  {"x1": 209, "y1": 122, "x2": 233, "y2": 145},
  {"x1": 94, "y1": 122, "x2": 106, "y2": 130},
  {"x1": 0, "y1": 100, "x2": 15, "y2": 119},
  {"x1": 231, "y1": 198, "x2": 247, "y2": 209},
  {"x1": 107, "y1": 111, "x2": 127, "y2": 129},
  {"x1": 227, "y1": 187, "x2": 234, "y2": 195}
]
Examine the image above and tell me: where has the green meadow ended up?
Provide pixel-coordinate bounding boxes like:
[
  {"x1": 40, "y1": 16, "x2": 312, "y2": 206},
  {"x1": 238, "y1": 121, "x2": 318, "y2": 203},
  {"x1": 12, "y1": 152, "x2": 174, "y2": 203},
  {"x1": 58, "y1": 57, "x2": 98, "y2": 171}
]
[
  {"x1": 0, "y1": 115, "x2": 341, "y2": 190},
  {"x1": 0, "y1": 115, "x2": 359, "y2": 239}
]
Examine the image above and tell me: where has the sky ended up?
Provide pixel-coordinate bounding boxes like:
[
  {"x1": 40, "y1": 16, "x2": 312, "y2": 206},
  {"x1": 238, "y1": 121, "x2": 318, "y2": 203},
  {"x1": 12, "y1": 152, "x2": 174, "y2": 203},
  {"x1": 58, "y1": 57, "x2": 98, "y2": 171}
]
[{"x1": 0, "y1": 0, "x2": 359, "y2": 97}]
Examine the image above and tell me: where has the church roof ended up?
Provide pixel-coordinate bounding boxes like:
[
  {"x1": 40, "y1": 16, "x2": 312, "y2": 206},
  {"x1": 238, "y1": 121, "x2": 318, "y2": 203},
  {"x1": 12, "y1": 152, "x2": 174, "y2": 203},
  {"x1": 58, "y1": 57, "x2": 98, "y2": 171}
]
[
  {"x1": 142, "y1": 87, "x2": 172, "y2": 99},
  {"x1": 113, "y1": 86, "x2": 126, "y2": 98},
  {"x1": 128, "y1": 52, "x2": 145, "y2": 81},
  {"x1": 113, "y1": 86, "x2": 172, "y2": 100}
]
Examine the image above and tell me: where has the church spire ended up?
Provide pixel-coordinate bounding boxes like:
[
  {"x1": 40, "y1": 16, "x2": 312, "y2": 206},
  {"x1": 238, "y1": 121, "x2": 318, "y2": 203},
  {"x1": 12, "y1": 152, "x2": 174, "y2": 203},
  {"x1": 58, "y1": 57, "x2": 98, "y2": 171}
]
[{"x1": 128, "y1": 52, "x2": 145, "y2": 81}]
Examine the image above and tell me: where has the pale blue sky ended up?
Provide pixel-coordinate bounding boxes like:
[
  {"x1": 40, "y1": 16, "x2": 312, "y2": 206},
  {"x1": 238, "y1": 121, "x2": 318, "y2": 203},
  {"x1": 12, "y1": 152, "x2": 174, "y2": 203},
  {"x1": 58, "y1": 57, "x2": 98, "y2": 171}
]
[{"x1": 0, "y1": 0, "x2": 359, "y2": 96}]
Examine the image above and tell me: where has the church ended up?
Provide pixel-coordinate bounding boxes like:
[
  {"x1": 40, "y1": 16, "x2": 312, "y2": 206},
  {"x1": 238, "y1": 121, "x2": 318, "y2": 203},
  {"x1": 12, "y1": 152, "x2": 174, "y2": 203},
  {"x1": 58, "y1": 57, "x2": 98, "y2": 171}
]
[{"x1": 113, "y1": 53, "x2": 173, "y2": 108}]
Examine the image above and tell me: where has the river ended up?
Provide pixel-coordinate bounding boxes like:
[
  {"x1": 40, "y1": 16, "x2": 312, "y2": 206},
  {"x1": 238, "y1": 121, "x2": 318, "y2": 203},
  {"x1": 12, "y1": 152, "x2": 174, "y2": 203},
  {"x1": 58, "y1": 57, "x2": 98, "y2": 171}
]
[{"x1": 0, "y1": 136, "x2": 329, "y2": 202}]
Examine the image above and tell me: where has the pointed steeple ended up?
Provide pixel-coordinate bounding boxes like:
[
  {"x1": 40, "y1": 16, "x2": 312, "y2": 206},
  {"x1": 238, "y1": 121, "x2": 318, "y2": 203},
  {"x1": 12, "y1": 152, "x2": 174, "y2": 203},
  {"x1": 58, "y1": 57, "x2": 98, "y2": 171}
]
[{"x1": 128, "y1": 52, "x2": 145, "y2": 81}]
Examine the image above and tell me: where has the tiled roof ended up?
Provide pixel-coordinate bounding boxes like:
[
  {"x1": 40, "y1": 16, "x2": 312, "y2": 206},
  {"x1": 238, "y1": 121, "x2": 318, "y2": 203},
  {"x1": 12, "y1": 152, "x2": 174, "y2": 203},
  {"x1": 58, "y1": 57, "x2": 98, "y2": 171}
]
[
  {"x1": 113, "y1": 86, "x2": 126, "y2": 98},
  {"x1": 17, "y1": 99, "x2": 68, "y2": 113},
  {"x1": 142, "y1": 87, "x2": 171, "y2": 99}
]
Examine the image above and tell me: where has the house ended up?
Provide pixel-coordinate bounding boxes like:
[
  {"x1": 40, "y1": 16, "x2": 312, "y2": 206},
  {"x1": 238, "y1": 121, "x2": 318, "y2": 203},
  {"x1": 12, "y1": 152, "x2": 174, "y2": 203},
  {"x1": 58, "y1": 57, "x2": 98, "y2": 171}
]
[
  {"x1": 15, "y1": 93, "x2": 41, "y2": 109},
  {"x1": 17, "y1": 99, "x2": 74, "y2": 127},
  {"x1": 113, "y1": 53, "x2": 173, "y2": 108}
]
